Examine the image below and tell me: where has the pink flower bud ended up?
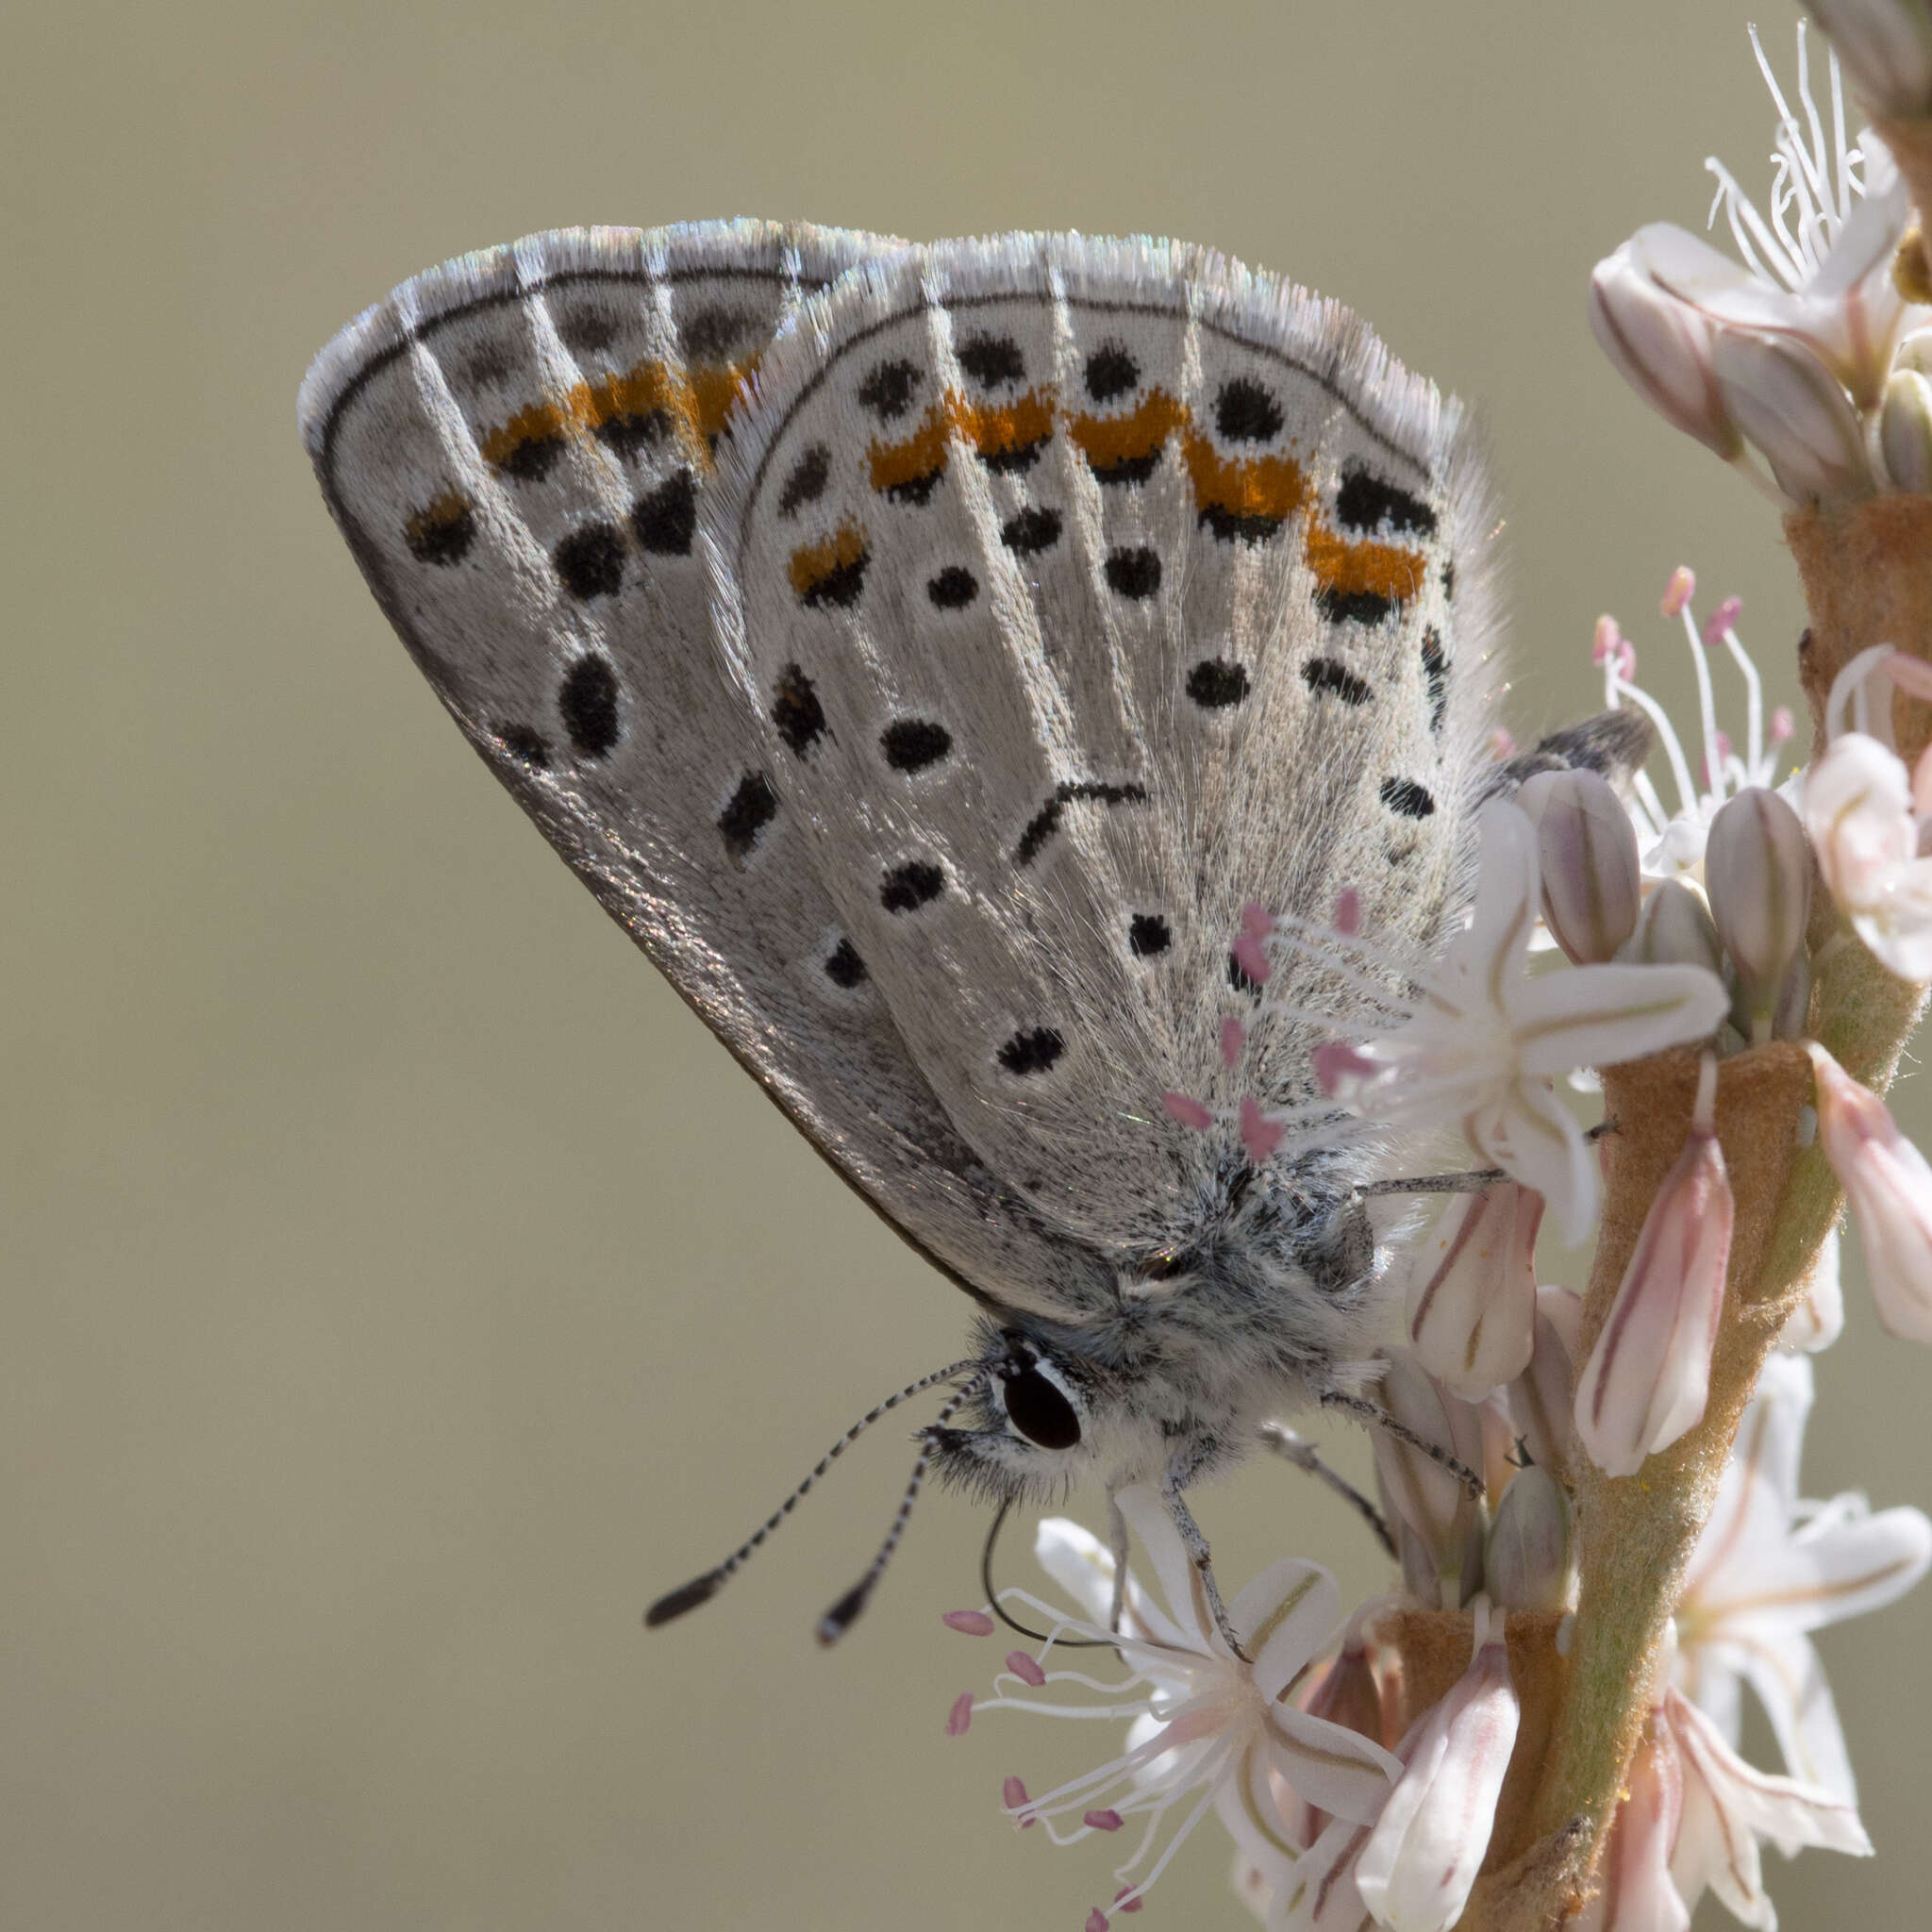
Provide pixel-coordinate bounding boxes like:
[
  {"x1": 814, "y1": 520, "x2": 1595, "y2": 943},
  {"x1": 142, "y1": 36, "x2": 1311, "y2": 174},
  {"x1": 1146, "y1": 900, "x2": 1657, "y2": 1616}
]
[
  {"x1": 1709, "y1": 327, "x2": 1875, "y2": 507},
  {"x1": 1589, "y1": 244, "x2": 1742, "y2": 460},
  {"x1": 1484, "y1": 1465, "x2": 1573, "y2": 1613},
  {"x1": 1404, "y1": 1183, "x2": 1542, "y2": 1399},
  {"x1": 1355, "y1": 1598, "x2": 1520, "y2": 1932},
  {"x1": 1517, "y1": 771, "x2": 1641, "y2": 965},
  {"x1": 1507, "y1": 1286, "x2": 1583, "y2": 1481},
  {"x1": 1807, "y1": 1043, "x2": 1932, "y2": 1341},
  {"x1": 1703, "y1": 786, "x2": 1812, "y2": 1041},
  {"x1": 1574, "y1": 1056, "x2": 1733, "y2": 1476}
]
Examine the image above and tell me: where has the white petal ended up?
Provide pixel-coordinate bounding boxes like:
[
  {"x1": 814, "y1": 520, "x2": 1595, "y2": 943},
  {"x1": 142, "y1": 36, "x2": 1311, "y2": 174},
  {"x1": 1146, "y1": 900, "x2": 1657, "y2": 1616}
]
[
  {"x1": 1032, "y1": 1517, "x2": 1119, "y2": 1626},
  {"x1": 1271, "y1": 1812, "x2": 1376, "y2": 1931},
  {"x1": 1728, "y1": 1626, "x2": 1858, "y2": 1806},
  {"x1": 1114, "y1": 1484, "x2": 1217, "y2": 1650},
  {"x1": 1467, "y1": 1079, "x2": 1597, "y2": 1245},
  {"x1": 1510, "y1": 961, "x2": 1728, "y2": 1074},
  {"x1": 1235, "y1": 1559, "x2": 1343, "y2": 1701},
  {"x1": 1405, "y1": 1183, "x2": 1542, "y2": 1400}
]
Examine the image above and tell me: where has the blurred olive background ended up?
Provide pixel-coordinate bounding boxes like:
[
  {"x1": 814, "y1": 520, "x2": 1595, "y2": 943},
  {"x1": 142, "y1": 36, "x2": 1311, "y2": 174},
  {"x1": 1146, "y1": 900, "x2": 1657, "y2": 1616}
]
[{"x1": 6, "y1": 2, "x2": 1924, "y2": 1927}]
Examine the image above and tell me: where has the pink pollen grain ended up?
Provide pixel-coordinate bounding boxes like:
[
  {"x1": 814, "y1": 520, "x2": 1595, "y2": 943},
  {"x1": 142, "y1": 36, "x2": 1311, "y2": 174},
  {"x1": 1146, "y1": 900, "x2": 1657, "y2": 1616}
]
[
  {"x1": 1085, "y1": 1808, "x2": 1124, "y2": 1831},
  {"x1": 1113, "y1": 1887, "x2": 1144, "y2": 1914},
  {"x1": 1005, "y1": 1650, "x2": 1047, "y2": 1686},
  {"x1": 1591, "y1": 613, "x2": 1622, "y2": 665},
  {"x1": 945, "y1": 1692, "x2": 974, "y2": 1737},
  {"x1": 1162, "y1": 1091, "x2": 1214, "y2": 1130},
  {"x1": 1661, "y1": 564, "x2": 1696, "y2": 617},
  {"x1": 1311, "y1": 1041, "x2": 1375, "y2": 1096},
  {"x1": 942, "y1": 1609, "x2": 995, "y2": 1636},
  {"x1": 1241, "y1": 901, "x2": 1275, "y2": 939},
  {"x1": 1004, "y1": 1774, "x2": 1031, "y2": 1817},
  {"x1": 1240, "y1": 1095, "x2": 1284, "y2": 1163},
  {"x1": 1085, "y1": 1912, "x2": 1110, "y2": 1932},
  {"x1": 1220, "y1": 1015, "x2": 1248, "y2": 1070},
  {"x1": 1334, "y1": 886, "x2": 1361, "y2": 935}
]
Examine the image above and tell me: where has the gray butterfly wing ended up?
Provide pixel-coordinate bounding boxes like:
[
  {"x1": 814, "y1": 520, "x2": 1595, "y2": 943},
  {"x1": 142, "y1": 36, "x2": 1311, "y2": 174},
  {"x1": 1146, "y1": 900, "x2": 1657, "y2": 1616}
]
[
  {"x1": 708, "y1": 234, "x2": 1504, "y2": 1262},
  {"x1": 299, "y1": 222, "x2": 1112, "y2": 1319}
]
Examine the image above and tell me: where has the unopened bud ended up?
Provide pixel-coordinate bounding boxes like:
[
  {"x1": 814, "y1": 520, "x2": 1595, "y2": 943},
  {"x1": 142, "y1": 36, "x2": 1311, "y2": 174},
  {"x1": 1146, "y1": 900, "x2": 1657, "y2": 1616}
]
[
  {"x1": 1484, "y1": 1465, "x2": 1574, "y2": 1612},
  {"x1": 1355, "y1": 1598, "x2": 1519, "y2": 1932},
  {"x1": 1290, "y1": 1640, "x2": 1390, "y2": 1846},
  {"x1": 1589, "y1": 236, "x2": 1742, "y2": 459},
  {"x1": 1802, "y1": 1, "x2": 1932, "y2": 117},
  {"x1": 1617, "y1": 877, "x2": 1726, "y2": 975},
  {"x1": 1881, "y1": 367, "x2": 1932, "y2": 495},
  {"x1": 1703, "y1": 787, "x2": 1813, "y2": 1043},
  {"x1": 1371, "y1": 1354, "x2": 1488, "y2": 1607},
  {"x1": 1518, "y1": 770, "x2": 1641, "y2": 964},
  {"x1": 1574, "y1": 1056, "x2": 1734, "y2": 1476},
  {"x1": 1807, "y1": 1042, "x2": 1932, "y2": 1341},
  {"x1": 1507, "y1": 1285, "x2": 1584, "y2": 1481},
  {"x1": 1709, "y1": 328, "x2": 1876, "y2": 507},
  {"x1": 1404, "y1": 1183, "x2": 1542, "y2": 1399}
]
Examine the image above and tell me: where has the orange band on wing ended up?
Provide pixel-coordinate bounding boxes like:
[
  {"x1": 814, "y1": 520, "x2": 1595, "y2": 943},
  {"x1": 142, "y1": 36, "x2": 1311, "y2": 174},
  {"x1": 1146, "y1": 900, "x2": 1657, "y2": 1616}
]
[
  {"x1": 1182, "y1": 431, "x2": 1309, "y2": 533},
  {"x1": 478, "y1": 354, "x2": 756, "y2": 475},
  {"x1": 1064, "y1": 390, "x2": 1188, "y2": 476},
  {"x1": 868, "y1": 387, "x2": 1057, "y2": 495},
  {"x1": 1303, "y1": 521, "x2": 1427, "y2": 602},
  {"x1": 788, "y1": 519, "x2": 871, "y2": 603}
]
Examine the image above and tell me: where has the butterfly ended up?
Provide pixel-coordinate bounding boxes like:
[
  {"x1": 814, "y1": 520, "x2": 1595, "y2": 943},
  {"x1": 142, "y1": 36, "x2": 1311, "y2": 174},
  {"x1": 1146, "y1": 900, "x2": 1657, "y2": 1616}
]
[{"x1": 301, "y1": 219, "x2": 1524, "y2": 1643}]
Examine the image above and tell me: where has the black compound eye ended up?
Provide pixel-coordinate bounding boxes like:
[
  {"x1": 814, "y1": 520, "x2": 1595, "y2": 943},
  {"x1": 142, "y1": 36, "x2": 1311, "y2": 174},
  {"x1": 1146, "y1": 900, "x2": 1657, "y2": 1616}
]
[{"x1": 1002, "y1": 1366, "x2": 1081, "y2": 1451}]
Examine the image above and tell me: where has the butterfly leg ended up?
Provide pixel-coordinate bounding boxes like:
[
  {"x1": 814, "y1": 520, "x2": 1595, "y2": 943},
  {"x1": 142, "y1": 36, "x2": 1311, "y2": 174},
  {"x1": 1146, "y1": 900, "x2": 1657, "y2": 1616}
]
[
  {"x1": 1257, "y1": 1422, "x2": 1396, "y2": 1559},
  {"x1": 1317, "y1": 1386, "x2": 1485, "y2": 1498},
  {"x1": 1158, "y1": 1471, "x2": 1250, "y2": 1663}
]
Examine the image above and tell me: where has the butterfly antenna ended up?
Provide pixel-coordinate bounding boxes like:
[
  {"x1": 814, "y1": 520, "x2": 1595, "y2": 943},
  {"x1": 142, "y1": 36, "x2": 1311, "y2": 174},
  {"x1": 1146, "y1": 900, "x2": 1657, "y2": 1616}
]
[
  {"x1": 814, "y1": 1374, "x2": 983, "y2": 1645},
  {"x1": 644, "y1": 1359, "x2": 976, "y2": 1629}
]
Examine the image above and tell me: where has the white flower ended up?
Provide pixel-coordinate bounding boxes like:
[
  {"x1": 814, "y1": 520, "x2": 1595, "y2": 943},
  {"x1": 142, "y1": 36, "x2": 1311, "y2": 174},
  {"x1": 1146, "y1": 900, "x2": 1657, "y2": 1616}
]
[
  {"x1": 1675, "y1": 1352, "x2": 1932, "y2": 1801},
  {"x1": 1803, "y1": 646, "x2": 1932, "y2": 980},
  {"x1": 1318, "y1": 802, "x2": 1729, "y2": 1242},
  {"x1": 1590, "y1": 26, "x2": 1930, "y2": 502},
  {"x1": 974, "y1": 1489, "x2": 1400, "y2": 1924},
  {"x1": 1664, "y1": 1679, "x2": 1870, "y2": 1929}
]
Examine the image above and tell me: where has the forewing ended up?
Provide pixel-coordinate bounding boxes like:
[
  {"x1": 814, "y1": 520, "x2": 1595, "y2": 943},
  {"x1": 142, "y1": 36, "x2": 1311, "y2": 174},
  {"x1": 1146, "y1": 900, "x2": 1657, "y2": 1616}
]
[
  {"x1": 299, "y1": 222, "x2": 1112, "y2": 1319},
  {"x1": 709, "y1": 234, "x2": 1503, "y2": 1255}
]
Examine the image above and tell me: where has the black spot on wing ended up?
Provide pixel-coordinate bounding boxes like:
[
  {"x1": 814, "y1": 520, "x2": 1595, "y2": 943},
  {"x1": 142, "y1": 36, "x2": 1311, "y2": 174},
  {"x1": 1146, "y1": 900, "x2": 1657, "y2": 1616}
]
[
  {"x1": 1198, "y1": 503, "x2": 1283, "y2": 544},
  {"x1": 1105, "y1": 547, "x2": 1161, "y2": 599},
  {"x1": 980, "y1": 442, "x2": 1042, "y2": 477},
  {"x1": 958, "y1": 335, "x2": 1024, "y2": 387},
  {"x1": 1214, "y1": 378, "x2": 1284, "y2": 443},
  {"x1": 1128, "y1": 913, "x2": 1171, "y2": 957},
  {"x1": 997, "y1": 1027, "x2": 1063, "y2": 1075},
  {"x1": 554, "y1": 523, "x2": 625, "y2": 600},
  {"x1": 557, "y1": 309, "x2": 616, "y2": 354},
  {"x1": 1084, "y1": 343, "x2": 1139, "y2": 402},
  {"x1": 1422, "y1": 628, "x2": 1449, "y2": 736},
  {"x1": 404, "y1": 499, "x2": 475, "y2": 566},
  {"x1": 595, "y1": 410, "x2": 670, "y2": 459},
  {"x1": 1380, "y1": 777, "x2": 1437, "y2": 819},
  {"x1": 773, "y1": 664, "x2": 826, "y2": 757},
  {"x1": 800, "y1": 551, "x2": 869, "y2": 609},
  {"x1": 1002, "y1": 507, "x2": 1061, "y2": 556},
  {"x1": 1302, "y1": 658, "x2": 1373, "y2": 706},
  {"x1": 858, "y1": 358, "x2": 920, "y2": 421},
  {"x1": 497, "y1": 433, "x2": 567, "y2": 482},
  {"x1": 824, "y1": 937, "x2": 867, "y2": 988},
  {"x1": 1187, "y1": 659, "x2": 1250, "y2": 708},
  {"x1": 881, "y1": 719, "x2": 952, "y2": 773},
  {"x1": 559, "y1": 656, "x2": 621, "y2": 758},
  {"x1": 495, "y1": 724, "x2": 551, "y2": 770},
  {"x1": 1336, "y1": 465, "x2": 1439, "y2": 537},
  {"x1": 1014, "y1": 780, "x2": 1148, "y2": 866},
  {"x1": 927, "y1": 566, "x2": 978, "y2": 608},
  {"x1": 1316, "y1": 587, "x2": 1393, "y2": 625},
  {"x1": 717, "y1": 771, "x2": 778, "y2": 860},
  {"x1": 631, "y1": 469, "x2": 696, "y2": 554},
  {"x1": 881, "y1": 859, "x2": 944, "y2": 912},
  {"x1": 778, "y1": 445, "x2": 830, "y2": 517},
  {"x1": 886, "y1": 469, "x2": 946, "y2": 506},
  {"x1": 681, "y1": 307, "x2": 752, "y2": 360},
  {"x1": 1093, "y1": 450, "x2": 1162, "y2": 487}
]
